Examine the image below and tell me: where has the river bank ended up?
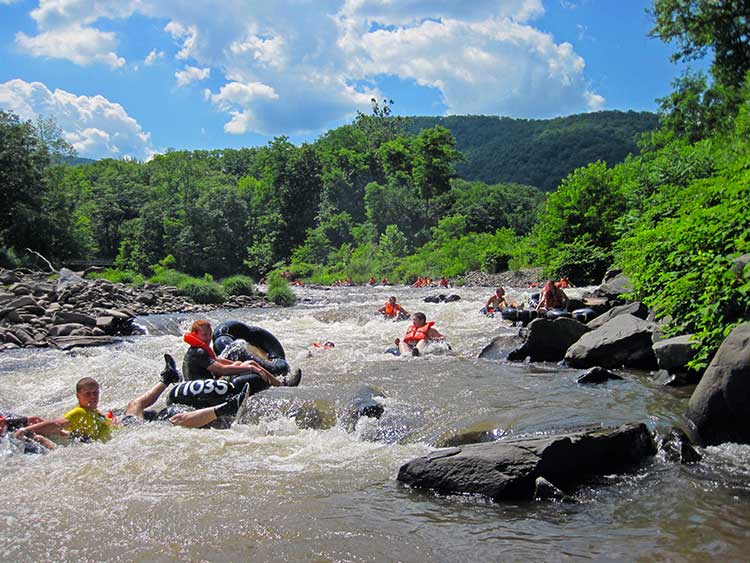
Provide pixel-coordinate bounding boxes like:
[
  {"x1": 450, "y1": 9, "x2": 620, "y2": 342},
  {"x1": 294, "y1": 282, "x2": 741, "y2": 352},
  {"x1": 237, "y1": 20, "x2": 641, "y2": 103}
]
[{"x1": 0, "y1": 268, "x2": 268, "y2": 351}]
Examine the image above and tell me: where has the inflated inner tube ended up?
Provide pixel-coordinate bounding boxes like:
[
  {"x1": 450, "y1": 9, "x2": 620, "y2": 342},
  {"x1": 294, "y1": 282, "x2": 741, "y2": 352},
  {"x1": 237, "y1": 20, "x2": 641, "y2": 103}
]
[
  {"x1": 212, "y1": 320, "x2": 289, "y2": 376},
  {"x1": 167, "y1": 373, "x2": 270, "y2": 410},
  {"x1": 500, "y1": 307, "x2": 518, "y2": 321},
  {"x1": 571, "y1": 308, "x2": 596, "y2": 323},
  {"x1": 546, "y1": 308, "x2": 572, "y2": 320}
]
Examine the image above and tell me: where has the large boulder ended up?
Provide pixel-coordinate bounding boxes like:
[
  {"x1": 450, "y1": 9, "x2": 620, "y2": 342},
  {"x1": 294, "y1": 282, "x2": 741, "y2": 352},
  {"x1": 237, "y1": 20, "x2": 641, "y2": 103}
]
[
  {"x1": 587, "y1": 301, "x2": 648, "y2": 330},
  {"x1": 52, "y1": 310, "x2": 97, "y2": 327},
  {"x1": 565, "y1": 314, "x2": 658, "y2": 369},
  {"x1": 478, "y1": 333, "x2": 524, "y2": 360},
  {"x1": 507, "y1": 317, "x2": 591, "y2": 363},
  {"x1": 685, "y1": 323, "x2": 750, "y2": 445},
  {"x1": 590, "y1": 273, "x2": 632, "y2": 302},
  {"x1": 398, "y1": 423, "x2": 655, "y2": 501},
  {"x1": 652, "y1": 334, "x2": 697, "y2": 374}
]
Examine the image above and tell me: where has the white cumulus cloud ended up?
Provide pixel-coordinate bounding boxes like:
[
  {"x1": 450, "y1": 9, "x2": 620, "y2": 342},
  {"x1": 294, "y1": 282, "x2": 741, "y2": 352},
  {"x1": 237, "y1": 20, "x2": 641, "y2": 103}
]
[
  {"x1": 15, "y1": 24, "x2": 125, "y2": 68},
  {"x1": 145, "y1": 48, "x2": 165, "y2": 65},
  {"x1": 10, "y1": 0, "x2": 605, "y2": 135},
  {"x1": 0, "y1": 78, "x2": 154, "y2": 160},
  {"x1": 175, "y1": 65, "x2": 210, "y2": 87}
]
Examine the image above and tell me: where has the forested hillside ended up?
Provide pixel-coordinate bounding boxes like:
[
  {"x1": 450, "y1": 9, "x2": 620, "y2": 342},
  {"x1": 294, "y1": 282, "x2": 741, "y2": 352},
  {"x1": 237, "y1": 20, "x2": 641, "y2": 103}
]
[{"x1": 407, "y1": 111, "x2": 659, "y2": 191}]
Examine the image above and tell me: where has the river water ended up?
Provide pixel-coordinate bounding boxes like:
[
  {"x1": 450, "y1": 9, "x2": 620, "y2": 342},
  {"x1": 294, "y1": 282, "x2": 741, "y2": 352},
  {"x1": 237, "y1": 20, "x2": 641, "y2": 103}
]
[{"x1": 1, "y1": 285, "x2": 749, "y2": 562}]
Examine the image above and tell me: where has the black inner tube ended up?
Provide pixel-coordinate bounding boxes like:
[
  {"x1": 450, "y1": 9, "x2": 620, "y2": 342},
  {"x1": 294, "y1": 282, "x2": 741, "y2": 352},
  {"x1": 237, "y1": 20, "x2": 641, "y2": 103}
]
[{"x1": 212, "y1": 321, "x2": 289, "y2": 376}]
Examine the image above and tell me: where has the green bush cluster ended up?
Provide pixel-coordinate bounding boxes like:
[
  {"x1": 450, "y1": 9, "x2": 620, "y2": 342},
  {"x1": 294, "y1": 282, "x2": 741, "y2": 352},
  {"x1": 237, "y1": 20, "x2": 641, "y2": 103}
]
[
  {"x1": 265, "y1": 271, "x2": 296, "y2": 306},
  {"x1": 222, "y1": 275, "x2": 256, "y2": 296},
  {"x1": 177, "y1": 277, "x2": 227, "y2": 304},
  {"x1": 88, "y1": 268, "x2": 145, "y2": 285}
]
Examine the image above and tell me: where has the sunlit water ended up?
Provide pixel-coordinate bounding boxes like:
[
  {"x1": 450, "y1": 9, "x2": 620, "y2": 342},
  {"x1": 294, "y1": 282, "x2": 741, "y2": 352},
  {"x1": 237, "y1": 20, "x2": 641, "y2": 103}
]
[{"x1": 1, "y1": 285, "x2": 749, "y2": 562}]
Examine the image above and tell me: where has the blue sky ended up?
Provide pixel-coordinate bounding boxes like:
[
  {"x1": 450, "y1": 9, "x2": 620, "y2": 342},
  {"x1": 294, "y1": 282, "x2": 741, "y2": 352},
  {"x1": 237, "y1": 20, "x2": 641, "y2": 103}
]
[{"x1": 0, "y1": 0, "x2": 696, "y2": 160}]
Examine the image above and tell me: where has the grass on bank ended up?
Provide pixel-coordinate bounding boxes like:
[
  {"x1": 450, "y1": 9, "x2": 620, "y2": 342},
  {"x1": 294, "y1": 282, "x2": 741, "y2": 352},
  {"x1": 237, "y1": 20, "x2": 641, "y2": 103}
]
[{"x1": 89, "y1": 267, "x2": 258, "y2": 305}]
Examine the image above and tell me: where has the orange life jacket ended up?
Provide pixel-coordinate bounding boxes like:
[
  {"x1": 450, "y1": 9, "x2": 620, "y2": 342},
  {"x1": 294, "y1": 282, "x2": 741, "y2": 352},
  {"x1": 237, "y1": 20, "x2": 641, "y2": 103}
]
[
  {"x1": 384, "y1": 302, "x2": 402, "y2": 317},
  {"x1": 184, "y1": 332, "x2": 217, "y2": 359},
  {"x1": 403, "y1": 321, "x2": 435, "y2": 343}
]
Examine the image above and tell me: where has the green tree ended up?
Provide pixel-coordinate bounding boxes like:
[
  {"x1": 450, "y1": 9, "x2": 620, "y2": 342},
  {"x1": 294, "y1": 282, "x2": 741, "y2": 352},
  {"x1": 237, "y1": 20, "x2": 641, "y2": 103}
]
[
  {"x1": 650, "y1": 0, "x2": 750, "y2": 88},
  {"x1": 412, "y1": 126, "x2": 462, "y2": 224}
]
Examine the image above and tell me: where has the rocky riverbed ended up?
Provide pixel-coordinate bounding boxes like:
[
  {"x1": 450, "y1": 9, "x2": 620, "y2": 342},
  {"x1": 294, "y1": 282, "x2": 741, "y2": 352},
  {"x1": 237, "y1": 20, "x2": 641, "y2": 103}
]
[{"x1": 0, "y1": 268, "x2": 268, "y2": 351}]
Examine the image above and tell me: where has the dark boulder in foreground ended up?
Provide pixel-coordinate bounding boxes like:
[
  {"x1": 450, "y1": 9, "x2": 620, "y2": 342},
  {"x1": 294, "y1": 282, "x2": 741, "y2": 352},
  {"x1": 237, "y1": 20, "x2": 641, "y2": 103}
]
[
  {"x1": 686, "y1": 323, "x2": 750, "y2": 446},
  {"x1": 507, "y1": 317, "x2": 591, "y2": 363},
  {"x1": 565, "y1": 314, "x2": 657, "y2": 369},
  {"x1": 398, "y1": 423, "x2": 655, "y2": 502}
]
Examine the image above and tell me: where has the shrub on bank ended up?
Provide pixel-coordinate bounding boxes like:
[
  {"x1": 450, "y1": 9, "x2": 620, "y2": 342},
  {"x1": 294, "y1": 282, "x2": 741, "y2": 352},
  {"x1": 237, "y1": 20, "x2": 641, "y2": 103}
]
[
  {"x1": 266, "y1": 271, "x2": 296, "y2": 306},
  {"x1": 178, "y1": 277, "x2": 227, "y2": 304},
  {"x1": 88, "y1": 268, "x2": 145, "y2": 285},
  {"x1": 222, "y1": 275, "x2": 255, "y2": 296}
]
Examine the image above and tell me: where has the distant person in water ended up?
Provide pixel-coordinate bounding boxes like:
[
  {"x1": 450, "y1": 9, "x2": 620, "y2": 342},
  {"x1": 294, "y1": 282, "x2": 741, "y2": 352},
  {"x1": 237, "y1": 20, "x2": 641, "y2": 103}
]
[
  {"x1": 368, "y1": 276, "x2": 377, "y2": 285},
  {"x1": 396, "y1": 312, "x2": 444, "y2": 356},
  {"x1": 483, "y1": 287, "x2": 508, "y2": 314},
  {"x1": 536, "y1": 280, "x2": 568, "y2": 312},
  {"x1": 439, "y1": 276, "x2": 449, "y2": 288},
  {"x1": 378, "y1": 296, "x2": 411, "y2": 320}
]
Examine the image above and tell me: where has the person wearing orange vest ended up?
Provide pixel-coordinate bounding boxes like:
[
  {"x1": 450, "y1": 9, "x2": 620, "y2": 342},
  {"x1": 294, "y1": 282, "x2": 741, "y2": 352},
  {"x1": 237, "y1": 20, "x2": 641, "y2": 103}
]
[
  {"x1": 395, "y1": 312, "x2": 444, "y2": 356},
  {"x1": 378, "y1": 296, "x2": 411, "y2": 320}
]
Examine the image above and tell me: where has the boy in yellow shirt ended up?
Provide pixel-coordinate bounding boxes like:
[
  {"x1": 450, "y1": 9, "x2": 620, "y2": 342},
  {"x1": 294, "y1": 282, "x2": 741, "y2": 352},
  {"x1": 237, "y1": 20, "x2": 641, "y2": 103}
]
[
  {"x1": 15, "y1": 357, "x2": 252, "y2": 443},
  {"x1": 15, "y1": 377, "x2": 113, "y2": 442}
]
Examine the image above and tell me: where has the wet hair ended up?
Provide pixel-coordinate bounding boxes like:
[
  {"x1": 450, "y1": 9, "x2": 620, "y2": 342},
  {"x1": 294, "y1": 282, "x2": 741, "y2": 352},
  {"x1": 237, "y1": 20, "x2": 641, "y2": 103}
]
[
  {"x1": 76, "y1": 377, "x2": 99, "y2": 392},
  {"x1": 496, "y1": 287, "x2": 505, "y2": 294},
  {"x1": 389, "y1": 296, "x2": 397, "y2": 301},
  {"x1": 413, "y1": 312, "x2": 427, "y2": 323},
  {"x1": 190, "y1": 319, "x2": 212, "y2": 333}
]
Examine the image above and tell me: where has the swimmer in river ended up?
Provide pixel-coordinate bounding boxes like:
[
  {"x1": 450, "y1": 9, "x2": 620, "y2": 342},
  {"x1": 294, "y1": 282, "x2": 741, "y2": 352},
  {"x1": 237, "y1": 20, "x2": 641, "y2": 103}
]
[
  {"x1": 483, "y1": 287, "x2": 508, "y2": 315},
  {"x1": 14, "y1": 357, "x2": 253, "y2": 442},
  {"x1": 378, "y1": 296, "x2": 411, "y2": 320},
  {"x1": 395, "y1": 312, "x2": 444, "y2": 357}
]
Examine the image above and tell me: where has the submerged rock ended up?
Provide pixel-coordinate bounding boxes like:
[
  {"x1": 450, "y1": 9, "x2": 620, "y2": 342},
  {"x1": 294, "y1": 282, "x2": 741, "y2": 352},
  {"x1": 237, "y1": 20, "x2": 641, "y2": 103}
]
[
  {"x1": 398, "y1": 423, "x2": 656, "y2": 502},
  {"x1": 342, "y1": 385, "x2": 386, "y2": 432},
  {"x1": 658, "y1": 427, "x2": 702, "y2": 464},
  {"x1": 436, "y1": 420, "x2": 507, "y2": 447},
  {"x1": 576, "y1": 367, "x2": 623, "y2": 384},
  {"x1": 686, "y1": 323, "x2": 750, "y2": 446},
  {"x1": 478, "y1": 333, "x2": 524, "y2": 360}
]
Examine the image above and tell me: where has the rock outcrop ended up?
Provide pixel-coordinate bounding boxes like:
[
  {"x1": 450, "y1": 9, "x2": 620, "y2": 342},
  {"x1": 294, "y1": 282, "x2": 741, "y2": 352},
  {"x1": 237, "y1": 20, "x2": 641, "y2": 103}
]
[
  {"x1": 398, "y1": 423, "x2": 655, "y2": 501},
  {"x1": 685, "y1": 323, "x2": 750, "y2": 445},
  {"x1": 564, "y1": 314, "x2": 658, "y2": 369},
  {"x1": 0, "y1": 267, "x2": 266, "y2": 351},
  {"x1": 507, "y1": 317, "x2": 591, "y2": 363}
]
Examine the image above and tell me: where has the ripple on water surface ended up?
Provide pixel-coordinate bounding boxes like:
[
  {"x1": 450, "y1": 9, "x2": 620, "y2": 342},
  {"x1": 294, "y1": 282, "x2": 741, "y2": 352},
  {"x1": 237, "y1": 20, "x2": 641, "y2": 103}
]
[{"x1": 2, "y1": 285, "x2": 750, "y2": 561}]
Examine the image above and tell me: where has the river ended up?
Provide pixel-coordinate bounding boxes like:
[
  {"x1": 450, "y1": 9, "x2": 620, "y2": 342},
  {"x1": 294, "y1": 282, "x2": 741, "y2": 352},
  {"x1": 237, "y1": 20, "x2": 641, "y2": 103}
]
[{"x1": 1, "y1": 285, "x2": 749, "y2": 562}]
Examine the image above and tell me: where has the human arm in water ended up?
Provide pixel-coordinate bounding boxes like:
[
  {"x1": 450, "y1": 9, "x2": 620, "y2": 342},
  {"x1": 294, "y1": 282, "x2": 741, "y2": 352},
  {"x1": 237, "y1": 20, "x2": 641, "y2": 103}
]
[
  {"x1": 207, "y1": 359, "x2": 282, "y2": 386},
  {"x1": 14, "y1": 416, "x2": 70, "y2": 439}
]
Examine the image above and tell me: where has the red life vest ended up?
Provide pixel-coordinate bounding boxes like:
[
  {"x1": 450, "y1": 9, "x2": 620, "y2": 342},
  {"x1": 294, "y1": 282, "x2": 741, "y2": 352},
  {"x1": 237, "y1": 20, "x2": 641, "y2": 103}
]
[
  {"x1": 384, "y1": 302, "x2": 402, "y2": 317},
  {"x1": 183, "y1": 332, "x2": 217, "y2": 359},
  {"x1": 403, "y1": 321, "x2": 435, "y2": 343}
]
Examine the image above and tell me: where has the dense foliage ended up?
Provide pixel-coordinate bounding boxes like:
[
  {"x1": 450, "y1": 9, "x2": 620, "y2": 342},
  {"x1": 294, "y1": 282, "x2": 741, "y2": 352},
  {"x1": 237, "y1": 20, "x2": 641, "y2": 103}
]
[
  {"x1": 407, "y1": 111, "x2": 659, "y2": 191},
  {"x1": 3, "y1": 0, "x2": 748, "y2": 368}
]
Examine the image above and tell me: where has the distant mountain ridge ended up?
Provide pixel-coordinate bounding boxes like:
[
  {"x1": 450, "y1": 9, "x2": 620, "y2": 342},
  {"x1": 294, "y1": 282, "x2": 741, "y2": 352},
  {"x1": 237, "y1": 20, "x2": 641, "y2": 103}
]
[{"x1": 407, "y1": 111, "x2": 659, "y2": 191}]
